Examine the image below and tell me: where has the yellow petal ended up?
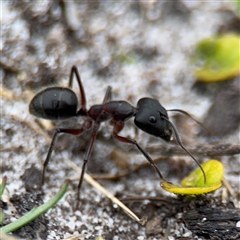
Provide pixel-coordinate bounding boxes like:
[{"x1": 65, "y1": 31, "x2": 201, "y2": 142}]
[
  {"x1": 160, "y1": 159, "x2": 223, "y2": 195},
  {"x1": 181, "y1": 159, "x2": 223, "y2": 187},
  {"x1": 160, "y1": 181, "x2": 222, "y2": 195},
  {"x1": 193, "y1": 34, "x2": 240, "y2": 82}
]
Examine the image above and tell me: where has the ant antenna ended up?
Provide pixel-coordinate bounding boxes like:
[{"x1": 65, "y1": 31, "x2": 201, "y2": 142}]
[
  {"x1": 167, "y1": 109, "x2": 211, "y2": 134},
  {"x1": 161, "y1": 114, "x2": 207, "y2": 183}
]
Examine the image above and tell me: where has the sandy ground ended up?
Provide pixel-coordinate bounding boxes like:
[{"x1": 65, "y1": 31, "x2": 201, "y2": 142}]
[{"x1": 1, "y1": 1, "x2": 240, "y2": 240}]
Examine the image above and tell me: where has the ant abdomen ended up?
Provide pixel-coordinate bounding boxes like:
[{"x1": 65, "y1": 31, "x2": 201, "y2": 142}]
[{"x1": 29, "y1": 87, "x2": 78, "y2": 120}]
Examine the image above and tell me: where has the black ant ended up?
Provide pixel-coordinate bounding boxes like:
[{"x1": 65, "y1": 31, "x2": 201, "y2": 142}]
[{"x1": 29, "y1": 66, "x2": 206, "y2": 205}]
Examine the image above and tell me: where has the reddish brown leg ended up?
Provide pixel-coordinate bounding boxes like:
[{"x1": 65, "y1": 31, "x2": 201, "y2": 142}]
[
  {"x1": 76, "y1": 122, "x2": 100, "y2": 209},
  {"x1": 68, "y1": 66, "x2": 87, "y2": 110},
  {"x1": 103, "y1": 86, "x2": 112, "y2": 103},
  {"x1": 42, "y1": 128, "x2": 86, "y2": 186},
  {"x1": 112, "y1": 120, "x2": 166, "y2": 181},
  {"x1": 76, "y1": 86, "x2": 112, "y2": 208}
]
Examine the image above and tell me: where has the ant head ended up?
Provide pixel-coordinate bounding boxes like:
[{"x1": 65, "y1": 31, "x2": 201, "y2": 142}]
[{"x1": 134, "y1": 98, "x2": 172, "y2": 141}]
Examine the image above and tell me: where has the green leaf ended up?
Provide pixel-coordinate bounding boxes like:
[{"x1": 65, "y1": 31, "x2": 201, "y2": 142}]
[
  {"x1": 0, "y1": 211, "x2": 5, "y2": 223},
  {"x1": 193, "y1": 34, "x2": 240, "y2": 82},
  {"x1": 235, "y1": 0, "x2": 240, "y2": 17},
  {"x1": 160, "y1": 159, "x2": 223, "y2": 195},
  {"x1": 0, "y1": 176, "x2": 7, "y2": 199},
  {"x1": 0, "y1": 180, "x2": 69, "y2": 233}
]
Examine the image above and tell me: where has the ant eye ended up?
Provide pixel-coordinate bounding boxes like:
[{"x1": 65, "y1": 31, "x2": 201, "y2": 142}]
[{"x1": 149, "y1": 116, "x2": 157, "y2": 123}]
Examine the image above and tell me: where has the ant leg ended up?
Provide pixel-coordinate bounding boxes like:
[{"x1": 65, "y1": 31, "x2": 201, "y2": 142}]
[
  {"x1": 103, "y1": 86, "x2": 112, "y2": 104},
  {"x1": 76, "y1": 122, "x2": 100, "y2": 208},
  {"x1": 112, "y1": 120, "x2": 166, "y2": 181},
  {"x1": 42, "y1": 128, "x2": 84, "y2": 186},
  {"x1": 68, "y1": 66, "x2": 87, "y2": 109},
  {"x1": 75, "y1": 87, "x2": 111, "y2": 207}
]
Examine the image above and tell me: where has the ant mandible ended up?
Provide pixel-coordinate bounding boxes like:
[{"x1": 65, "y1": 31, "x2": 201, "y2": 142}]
[{"x1": 29, "y1": 66, "x2": 206, "y2": 204}]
